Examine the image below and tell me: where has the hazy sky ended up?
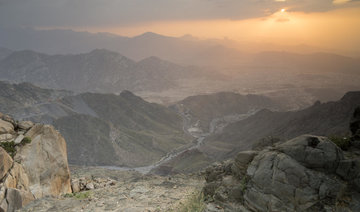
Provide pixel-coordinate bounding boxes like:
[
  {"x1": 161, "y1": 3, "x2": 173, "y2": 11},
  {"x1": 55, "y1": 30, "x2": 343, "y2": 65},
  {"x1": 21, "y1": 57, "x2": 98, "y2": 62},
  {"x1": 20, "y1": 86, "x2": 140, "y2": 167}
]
[{"x1": 1, "y1": 0, "x2": 360, "y2": 52}]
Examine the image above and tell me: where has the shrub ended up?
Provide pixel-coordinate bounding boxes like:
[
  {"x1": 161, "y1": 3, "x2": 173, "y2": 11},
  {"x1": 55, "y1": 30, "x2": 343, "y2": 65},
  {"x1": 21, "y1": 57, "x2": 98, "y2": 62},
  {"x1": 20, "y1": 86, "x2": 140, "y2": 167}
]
[
  {"x1": 20, "y1": 137, "x2": 32, "y2": 145},
  {"x1": 0, "y1": 141, "x2": 16, "y2": 158},
  {"x1": 328, "y1": 135, "x2": 351, "y2": 150},
  {"x1": 240, "y1": 176, "x2": 250, "y2": 192},
  {"x1": 64, "y1": 191, "x2": 91, "y2": 199}
]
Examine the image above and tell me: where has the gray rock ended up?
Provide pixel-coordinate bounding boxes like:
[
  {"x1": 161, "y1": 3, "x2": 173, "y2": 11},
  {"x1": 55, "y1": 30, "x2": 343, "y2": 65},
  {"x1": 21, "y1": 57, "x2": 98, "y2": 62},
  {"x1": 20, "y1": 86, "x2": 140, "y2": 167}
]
[
  {"x1": 6, "y1": 188, "x2": 23, "y2": 212},
  {"x1": 244, "y1": 149, "x2": 345, "y2": 211},
  {"x1": 336, "y1": 159, "x2": 360, "y2": 180},
  {"x1": 14, "y1": 135, "x2": 24, "y2": 145},
  {"x1": 350, "y1": 107, "x2": 360, "y2": 136},
  {"x1": 17, "y1": 121, "x2": 34, "y2": 131},
  {"x1": 232, "y1": 151, "x2": 257, "y2": 178},
  {"x1": 86, "y1": 183, "x2": 94, "y2": 190},
  {"x1": 0, "y1": 198, "x2": 8, "y2": 212},
  {"x1": 5, "y1": 188, "x2": 34, "y2": 212},
  {"x1": 277, "y1": 135, "x2": 344, "y2": 173}
]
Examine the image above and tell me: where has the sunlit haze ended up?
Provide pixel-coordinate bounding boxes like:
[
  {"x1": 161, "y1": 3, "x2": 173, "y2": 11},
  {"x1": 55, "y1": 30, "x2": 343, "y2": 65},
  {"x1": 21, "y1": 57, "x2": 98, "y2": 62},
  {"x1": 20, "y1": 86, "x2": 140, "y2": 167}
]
[
  {"x1": 1, "y1": 0, "x2": 360, "y2": 55},
  {"x1": 80, "y1": 7, "x2": 359, "y2": 54}
]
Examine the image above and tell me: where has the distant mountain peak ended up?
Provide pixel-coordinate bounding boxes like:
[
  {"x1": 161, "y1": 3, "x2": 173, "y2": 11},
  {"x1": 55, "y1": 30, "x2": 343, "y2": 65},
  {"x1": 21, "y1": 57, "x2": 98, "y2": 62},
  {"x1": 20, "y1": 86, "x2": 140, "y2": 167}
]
[
  {"x1": 134, "y1": 32, "x2": 171, "y2": 40},
  {"x1": 120, "y1": 90, "x2": 136, "y2": 98}
]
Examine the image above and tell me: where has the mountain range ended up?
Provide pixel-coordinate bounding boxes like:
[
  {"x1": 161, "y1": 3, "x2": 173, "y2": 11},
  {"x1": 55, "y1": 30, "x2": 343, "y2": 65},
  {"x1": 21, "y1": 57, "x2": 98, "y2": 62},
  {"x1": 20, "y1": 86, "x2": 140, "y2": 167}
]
[
  {"x1": 0, "y1": 49, "x2": 210, "y2": 94},
  {"x1": 0, "y1": 81, "x2": 190, "y2": 167},
  {"x1": 1, "y1": 27, "x2": 359, "y2": 69},
  {"x1": 152, "y1": 91, "x2": 360, "y2": 174},
  {"x1": 201, "y1": 91, "x2": 360, "y2": 160}
]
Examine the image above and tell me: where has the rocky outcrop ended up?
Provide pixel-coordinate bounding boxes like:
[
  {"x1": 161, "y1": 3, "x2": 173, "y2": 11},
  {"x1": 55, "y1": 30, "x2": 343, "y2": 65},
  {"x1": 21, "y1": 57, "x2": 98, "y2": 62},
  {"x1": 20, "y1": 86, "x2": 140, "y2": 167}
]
[
  {"x1": 70, "y1": 177, "x2": 116, "y2": 193},
  {"x1": 0, "y1": 114, "x2": 71, "y2": 212},
  {"x1": 14, "y1": 124, "x2": 72, "y2": 198},
  {"x1": 0, "y1": 148, "x2": 13, "y2": 180},
  {"x1": 203, "y1": 135, "x2": 360, "y2": 212},
  {"x1": 350, "y1": 106, "x2": 360, "y2": 147}
]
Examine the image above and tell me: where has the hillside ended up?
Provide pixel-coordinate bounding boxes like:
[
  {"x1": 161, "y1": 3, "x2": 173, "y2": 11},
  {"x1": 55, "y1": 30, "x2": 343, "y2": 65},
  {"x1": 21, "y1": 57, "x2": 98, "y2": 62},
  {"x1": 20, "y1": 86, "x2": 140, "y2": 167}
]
[
  {"x1": 201, "y1": 91, "x2": 360, "y2": 160},
  {"x1": 0, "y1": 81, "x2": 190, "y2": 167}
]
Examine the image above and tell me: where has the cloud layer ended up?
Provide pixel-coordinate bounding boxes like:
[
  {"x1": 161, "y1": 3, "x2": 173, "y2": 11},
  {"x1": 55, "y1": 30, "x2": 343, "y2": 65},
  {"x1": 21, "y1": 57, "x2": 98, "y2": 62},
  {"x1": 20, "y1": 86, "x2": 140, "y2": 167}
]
[{"x1": 0, "y1": 0, "x2": 359, "y2": 28}]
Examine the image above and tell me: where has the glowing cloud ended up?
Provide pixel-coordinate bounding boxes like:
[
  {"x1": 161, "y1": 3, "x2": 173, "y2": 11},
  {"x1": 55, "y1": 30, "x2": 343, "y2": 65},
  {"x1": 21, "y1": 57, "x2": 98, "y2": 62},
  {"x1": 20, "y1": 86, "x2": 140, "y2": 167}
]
[{"x1": 333, "y1": 0, "x2": 351, "y2": 5}]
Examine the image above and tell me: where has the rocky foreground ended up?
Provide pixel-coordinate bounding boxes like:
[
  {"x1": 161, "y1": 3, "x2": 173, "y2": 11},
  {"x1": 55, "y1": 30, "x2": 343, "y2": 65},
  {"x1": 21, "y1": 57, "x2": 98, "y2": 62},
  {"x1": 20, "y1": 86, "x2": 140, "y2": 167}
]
[
  {"x1": 0, "y1": 112, "x2": 204, "y2": 212},
  {"x1": 2, "y1": 107, "x2": 360, "y2": 212},
  {"x1": 20, "y1": 167, "x2": 203, "y2": 212},
  {"x1": 0, "y1": 113, "x2": 71, "y2": 212}
]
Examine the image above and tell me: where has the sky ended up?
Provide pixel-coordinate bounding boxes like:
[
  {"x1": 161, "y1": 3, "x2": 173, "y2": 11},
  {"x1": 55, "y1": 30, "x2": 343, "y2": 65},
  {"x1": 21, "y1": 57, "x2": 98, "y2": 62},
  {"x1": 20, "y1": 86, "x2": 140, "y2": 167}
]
[{"x1": 1, "y1": 0, "x2": 360, "y2": 53}]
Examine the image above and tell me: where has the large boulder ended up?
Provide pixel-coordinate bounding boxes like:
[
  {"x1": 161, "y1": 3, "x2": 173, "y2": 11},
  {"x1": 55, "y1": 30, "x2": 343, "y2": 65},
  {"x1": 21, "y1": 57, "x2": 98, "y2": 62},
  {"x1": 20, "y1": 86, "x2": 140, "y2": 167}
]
[
  {"x1": 1, "y1": 114, "x2": 72, "y2": 212},
  {"x1": 277, "y1": 135, "x2": 344, "y2": 173},
  {"x1": 14, "y1": 124, "x2": 72, "y2": 198},
  {"x1": 203, "y1": 135, "x2": 360, "y2": 212},
  {"x1": 0, "y1": 120, "x2": 14, "y2": 135},
  {"x1": 350, "y1": 107, "x2": 360, "y2": 147},
  {"x1": 244, "y1": 150, "x2": 344, "y2": 211}
]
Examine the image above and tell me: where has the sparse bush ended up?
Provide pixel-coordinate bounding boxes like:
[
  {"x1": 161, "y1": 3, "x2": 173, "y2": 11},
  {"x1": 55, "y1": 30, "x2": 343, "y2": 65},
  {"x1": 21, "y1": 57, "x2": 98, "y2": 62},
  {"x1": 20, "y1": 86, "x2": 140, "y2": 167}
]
[
  {"x1": 240, "y1": 176, "x2": 249, "y2": 192},
  {"x1": 0, "y1": 141, "x2": 16, "y2": 158},
  {"x1": 64, "y1": 191, "x2": 91, "y2": 199},
  {"x1": 328, "y1": 135, "x2": 351, "y2": 150},
  {"x1": 20, "y1": 136, "x2": 32, "y2": 145},
  {"x1": 175, "y1": 191, "x2": 206, "y2": 212}
]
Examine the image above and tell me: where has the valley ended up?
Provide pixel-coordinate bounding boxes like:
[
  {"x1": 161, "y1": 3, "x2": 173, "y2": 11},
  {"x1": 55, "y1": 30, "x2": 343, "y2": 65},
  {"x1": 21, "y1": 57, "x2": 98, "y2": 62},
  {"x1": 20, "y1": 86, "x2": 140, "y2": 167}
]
[{"x1": 1, "y1": 1, "x2": 360, "y2": 211}]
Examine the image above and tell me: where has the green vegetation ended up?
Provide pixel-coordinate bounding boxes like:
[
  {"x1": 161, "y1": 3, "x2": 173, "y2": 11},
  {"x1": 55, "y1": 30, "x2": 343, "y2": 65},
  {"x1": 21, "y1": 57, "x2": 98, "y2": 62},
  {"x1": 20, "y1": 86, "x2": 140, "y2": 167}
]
[
  {"x1": 20, "y1": 137, "x2": 32, "y2": 145},
  {"x1": 0, "y1": 141, "x2": 16, "y2": 158},
  {"x1": 328, "y1": 135, "x2": 351, "y2": 150},
  {"x1": 64, "y1": 191, "x2": 91, "y2": 200},
  {"x1": 175, "y1": 191, "x2": 206, "y2": 212},
  {"x1": 240, "y1": 176, "x2": 249, "y2": 192}
]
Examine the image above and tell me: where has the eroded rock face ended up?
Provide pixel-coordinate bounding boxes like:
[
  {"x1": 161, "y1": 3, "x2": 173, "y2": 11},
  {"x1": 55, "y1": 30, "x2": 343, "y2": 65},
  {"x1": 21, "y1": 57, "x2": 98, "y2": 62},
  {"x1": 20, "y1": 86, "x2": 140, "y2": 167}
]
[
  {"x1": 245, "y1": 147, "x2": 344, "y2": 211},
  {"x1": 0, "y1": 147, "x2": 13, "y2": 180},
  {"x1": 203, "y1": 135, "x2": 360, "y2": 212},
  {"x1": 0, "y1": 114, "x2": 72, "y2": 212},
  {"x1": 15, "y1": 124, "x2": 72, "y2": 198},
  {"x1": 351, "y1": 107, "x2": 360, "y2": 147},
  {"x1": 277, "y1": 135, "x2": 344, "y2": 173}
]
